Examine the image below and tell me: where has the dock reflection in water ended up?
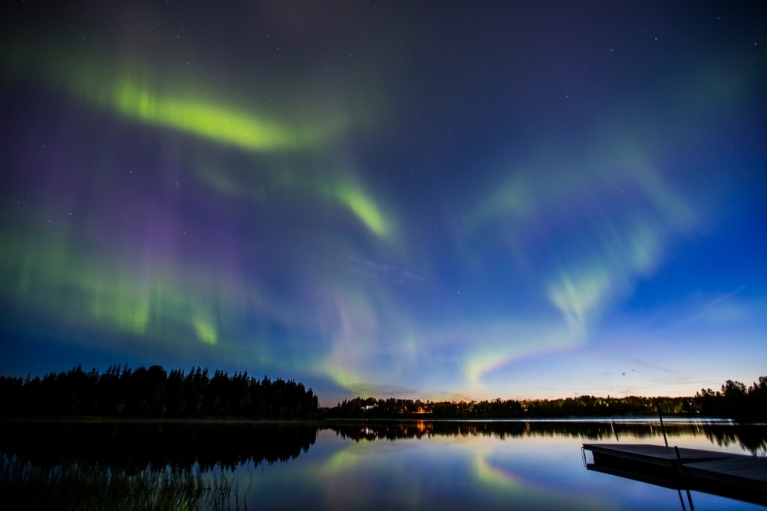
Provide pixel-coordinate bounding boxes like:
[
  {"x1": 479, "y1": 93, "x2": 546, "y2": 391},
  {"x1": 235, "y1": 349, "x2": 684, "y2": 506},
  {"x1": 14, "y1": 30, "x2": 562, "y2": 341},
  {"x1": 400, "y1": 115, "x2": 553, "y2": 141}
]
[
  {"x1": 1, "y1": 420, "x2": 765, "y2": 510},
  {"x1": 583, "y1": 443, "x2": 767, "y2": 508}
]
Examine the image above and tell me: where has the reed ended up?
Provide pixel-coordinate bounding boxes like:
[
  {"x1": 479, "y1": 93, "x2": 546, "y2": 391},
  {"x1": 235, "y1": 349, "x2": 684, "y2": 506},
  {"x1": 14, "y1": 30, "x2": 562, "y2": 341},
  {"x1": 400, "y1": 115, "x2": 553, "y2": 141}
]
[{"x1": 0, "y1": 456, "x2": 250, "y2": 511}]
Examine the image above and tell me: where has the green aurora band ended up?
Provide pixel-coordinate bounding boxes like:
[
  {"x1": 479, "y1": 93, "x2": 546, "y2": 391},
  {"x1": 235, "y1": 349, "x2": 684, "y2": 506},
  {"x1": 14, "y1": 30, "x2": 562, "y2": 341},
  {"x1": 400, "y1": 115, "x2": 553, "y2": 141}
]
[
  {"x1": 1, "y1": 5, "x2": 764, "y2": 404},
  {"x1": 0, "y1": 227, "x2": 239, "y2": 346},
  {"x1": 2, "y1": 41, "x2": 393, "y2": 239}
]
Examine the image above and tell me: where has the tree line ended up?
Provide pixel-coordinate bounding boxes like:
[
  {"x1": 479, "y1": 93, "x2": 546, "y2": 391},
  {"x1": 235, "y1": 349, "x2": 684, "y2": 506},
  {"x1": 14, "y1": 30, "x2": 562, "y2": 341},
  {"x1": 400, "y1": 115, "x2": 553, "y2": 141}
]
[
  {"x1": 326, "y1": 376, "x2": 767, "y2": 421},
  {"x1": 1, "y1": 366, "x2": 763, "y2": 421},
  {"x1": 0, "y1": 365, "x2": 319, "y2": 419},
  {"x1": 696, "y1": 377, "x2": 767, "y2": 421}
]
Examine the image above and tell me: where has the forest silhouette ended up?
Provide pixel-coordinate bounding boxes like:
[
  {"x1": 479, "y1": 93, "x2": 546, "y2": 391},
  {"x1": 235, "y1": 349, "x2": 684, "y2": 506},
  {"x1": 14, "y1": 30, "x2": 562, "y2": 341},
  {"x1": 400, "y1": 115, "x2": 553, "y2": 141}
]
[
  {"x1": 327, "y1": 376, "x2": 767, "y2": 421},
  {"x1": 0, "y1": 366, "x2": 764, "y2": 421},
  {"x1": 0, "y1": 365, "x2": 318, "y2": 419}
]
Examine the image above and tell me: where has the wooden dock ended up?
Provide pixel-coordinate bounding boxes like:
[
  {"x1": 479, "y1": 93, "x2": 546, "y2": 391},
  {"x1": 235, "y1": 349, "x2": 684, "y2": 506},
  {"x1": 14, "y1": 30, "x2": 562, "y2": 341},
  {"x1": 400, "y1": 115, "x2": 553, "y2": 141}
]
[{"x1": 582, "y1": 443, "x2": 767, "y2": 506}]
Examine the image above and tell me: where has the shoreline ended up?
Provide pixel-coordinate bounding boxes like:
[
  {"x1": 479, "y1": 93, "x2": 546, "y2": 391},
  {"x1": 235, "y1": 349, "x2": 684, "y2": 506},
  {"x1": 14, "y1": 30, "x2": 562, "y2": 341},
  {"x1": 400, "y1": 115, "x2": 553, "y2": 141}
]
[{"x1": 0, "y1": 416, "x2": 754, "y2": 425}]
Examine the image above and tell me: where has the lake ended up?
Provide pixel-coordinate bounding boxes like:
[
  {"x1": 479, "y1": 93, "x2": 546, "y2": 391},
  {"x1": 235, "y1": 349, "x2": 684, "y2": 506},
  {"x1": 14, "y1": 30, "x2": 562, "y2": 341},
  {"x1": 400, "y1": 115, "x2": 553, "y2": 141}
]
[{"x1": 1, "y1": 419, "x2": 765, "y2": 510}]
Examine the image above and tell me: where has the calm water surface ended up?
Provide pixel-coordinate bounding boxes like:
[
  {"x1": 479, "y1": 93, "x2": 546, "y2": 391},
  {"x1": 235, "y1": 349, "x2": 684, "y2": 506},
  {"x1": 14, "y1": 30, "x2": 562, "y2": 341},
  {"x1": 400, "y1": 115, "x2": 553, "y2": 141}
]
[{"x1": 1, "y1": 420, "x2": 765, "y2": 510}]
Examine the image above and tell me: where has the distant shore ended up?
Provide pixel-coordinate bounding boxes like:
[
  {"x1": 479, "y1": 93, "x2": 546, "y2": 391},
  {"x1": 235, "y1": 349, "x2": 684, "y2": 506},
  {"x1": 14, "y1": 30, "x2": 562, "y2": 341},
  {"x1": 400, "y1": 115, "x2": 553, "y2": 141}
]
[
  {"x1": 2, "y1": 366, "x2": 765, "y2": 422},
  {"x1": 0, "y1": 415, "x2": 750, "y2": 424}
]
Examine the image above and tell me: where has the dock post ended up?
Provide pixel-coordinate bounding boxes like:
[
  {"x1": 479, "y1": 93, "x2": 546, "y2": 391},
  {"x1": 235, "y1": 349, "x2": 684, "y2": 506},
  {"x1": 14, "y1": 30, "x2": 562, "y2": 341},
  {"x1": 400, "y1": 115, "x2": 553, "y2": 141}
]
[
  {"x1": 657, "y1": 402, "x2": 669, "y2": 447},
  {"x1": 675, "y1": 446, "x2": 695, "y2": 510}
]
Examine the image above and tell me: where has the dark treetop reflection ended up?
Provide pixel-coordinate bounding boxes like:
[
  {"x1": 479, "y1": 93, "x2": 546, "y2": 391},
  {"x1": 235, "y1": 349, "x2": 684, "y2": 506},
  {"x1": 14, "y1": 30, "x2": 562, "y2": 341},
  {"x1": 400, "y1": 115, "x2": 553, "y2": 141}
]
[
  {"x1": 0, "y1": 421, "x2": 317, "y2": 472},
  {"x1": 3, "y1": 420, "x2": 766, "y2": 511},
  {"x1": 1, "y1": 420, "x2": 765, "y2": 473}
]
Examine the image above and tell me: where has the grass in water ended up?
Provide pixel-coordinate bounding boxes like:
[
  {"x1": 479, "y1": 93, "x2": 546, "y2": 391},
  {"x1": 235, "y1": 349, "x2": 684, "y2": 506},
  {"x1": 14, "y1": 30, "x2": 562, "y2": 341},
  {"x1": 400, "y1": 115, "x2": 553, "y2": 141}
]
[{"x1": 0, "y1": 456, "x2": 251, "y2": 511}]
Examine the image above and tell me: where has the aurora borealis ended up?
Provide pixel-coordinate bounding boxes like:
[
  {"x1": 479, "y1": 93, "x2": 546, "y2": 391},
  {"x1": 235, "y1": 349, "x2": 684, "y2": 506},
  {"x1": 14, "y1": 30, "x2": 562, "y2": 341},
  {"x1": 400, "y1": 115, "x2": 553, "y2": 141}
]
[{"x1": 1, "y1": 1, "x2": 766, "y2": 404}]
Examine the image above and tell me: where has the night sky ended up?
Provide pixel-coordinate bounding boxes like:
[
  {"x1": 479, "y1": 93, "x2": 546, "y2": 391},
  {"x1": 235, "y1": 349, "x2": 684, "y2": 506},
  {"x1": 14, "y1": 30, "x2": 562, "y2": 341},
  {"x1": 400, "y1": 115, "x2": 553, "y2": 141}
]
[{"x1": 1, "y1": 1, "x2": 766, "y2": 404}]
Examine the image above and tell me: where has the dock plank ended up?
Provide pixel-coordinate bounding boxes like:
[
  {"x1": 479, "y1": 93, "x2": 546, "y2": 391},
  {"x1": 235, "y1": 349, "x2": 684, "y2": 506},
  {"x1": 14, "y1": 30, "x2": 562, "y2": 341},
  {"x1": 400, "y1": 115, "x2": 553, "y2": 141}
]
[
  {"x1": 686, "y1": 457, "x2": 767, "y2": 486},
  {"x1": 582, "y1": 443, "x2": 739, "y2": 466},
  {"x1": 583, "y1": 443, "x2": 767, "y2": 505}
]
